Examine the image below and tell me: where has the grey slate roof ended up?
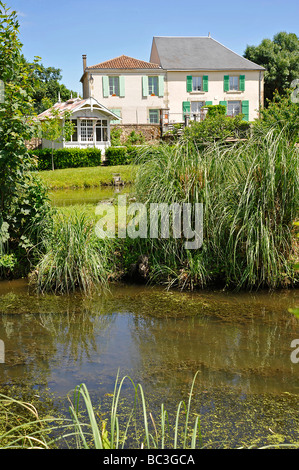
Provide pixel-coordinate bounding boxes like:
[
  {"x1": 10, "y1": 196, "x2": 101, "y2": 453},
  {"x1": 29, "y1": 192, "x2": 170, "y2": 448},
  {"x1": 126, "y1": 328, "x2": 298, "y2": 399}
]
[{"x1": 151, "y1": 37, "x2": 265, "y2": 71}]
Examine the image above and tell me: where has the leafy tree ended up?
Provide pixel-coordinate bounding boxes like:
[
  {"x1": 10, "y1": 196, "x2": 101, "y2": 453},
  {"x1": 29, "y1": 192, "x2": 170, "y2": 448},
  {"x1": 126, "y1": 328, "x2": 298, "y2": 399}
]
[
  {"x1": 0, "y1": 2, "x2": 51, "y2": 277},
  {"x1": 244, "y1": 32, "x2": 299, "y2": 102},
  {"x1": 29, "y1": 62, "x2": 78, "y2": 114},
  {"x1": 40, "y1": 107, "x2": 75, "y2": 170},
  {"x1": 253, "y1": 89, "x2": 299, "y2": 143}
]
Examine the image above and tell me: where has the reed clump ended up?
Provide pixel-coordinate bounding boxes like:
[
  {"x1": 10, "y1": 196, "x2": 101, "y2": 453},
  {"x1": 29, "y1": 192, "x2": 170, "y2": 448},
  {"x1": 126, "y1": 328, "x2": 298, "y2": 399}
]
[
  {"x1": 35, "y1": 211, "x2": 113, "y2": 294},
  {"x1": 134, "y1": 128, "x2": 299, "y2": 290}
]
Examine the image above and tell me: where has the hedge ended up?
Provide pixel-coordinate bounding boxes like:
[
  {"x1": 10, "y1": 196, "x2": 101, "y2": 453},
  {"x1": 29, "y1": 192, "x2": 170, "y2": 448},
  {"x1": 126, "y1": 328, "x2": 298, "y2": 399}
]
[
  {"x1": 30, "y1": 148, "x2": 102, "y2": 170},
  {"x1": 104, "y1": 146, "x2": 141, "y2": 166}
]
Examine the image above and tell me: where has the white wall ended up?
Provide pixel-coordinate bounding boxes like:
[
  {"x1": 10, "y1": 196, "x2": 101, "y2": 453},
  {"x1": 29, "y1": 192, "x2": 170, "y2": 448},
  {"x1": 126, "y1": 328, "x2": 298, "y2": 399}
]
[
  {"x1": 82, "y1": 69, "x2": 263, "y2": 124},
  {"x1": 166, "y1": 70, "x2": 263, "y2": 122},
  {"x1": 85, "y1": 70, "x2": 166, "y2": 125}
]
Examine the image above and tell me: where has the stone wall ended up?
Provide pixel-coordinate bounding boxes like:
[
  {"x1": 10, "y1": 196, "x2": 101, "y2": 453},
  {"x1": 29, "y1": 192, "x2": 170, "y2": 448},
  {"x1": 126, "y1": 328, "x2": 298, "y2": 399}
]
[{"x1": 111, "y1": 124, "x2": 161, "y2": 143}]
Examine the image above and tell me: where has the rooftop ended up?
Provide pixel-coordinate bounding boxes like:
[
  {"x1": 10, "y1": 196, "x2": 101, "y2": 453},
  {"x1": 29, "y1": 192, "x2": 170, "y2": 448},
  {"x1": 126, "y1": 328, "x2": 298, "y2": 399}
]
[
  {"x1": 150, "y1": 36, "x2": 265, "y2": 71},
  {"x1": 87, "y1": 54, "x2": 161, "y2": 70}
]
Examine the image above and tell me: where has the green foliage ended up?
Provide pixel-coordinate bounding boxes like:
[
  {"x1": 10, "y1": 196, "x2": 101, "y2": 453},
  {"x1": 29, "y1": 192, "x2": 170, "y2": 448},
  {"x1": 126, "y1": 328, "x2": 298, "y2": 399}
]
[
  {"x1": 0, "y1": 2, "x2": 52, "y2": 278},
  {"x1": 205, "y1": 104, "x2": 227, "y2": 117},
  {"x1": 35, "y1": 211, "x2": 112, "y2": 294},
  {"x1": 125, "y1": 130, "x2": 145, "y2": 145},
  {"x1": 105, "y1": 146, "x2": 141, "y2": 165},
  {"x1": 244, "y1": 31, "x2": 299, "y2": 102},
  {"x1": 134, "y1": 130, "x2": 298, "y2": 290},
  {"x1": 182, "y1": 114, "x2": 251, "y2": 146},
  {"x1": 68, "y1": 371, "x2": 201, "y2": 449},
  {"x1": 110, "y1": 127, "x2": 122, "y2": 146},
  {"x1": 29, "y1": 63, "x2": 78, "y2": 114},
  {"x1": 40, "y1": 106, "x2": 75, "y2": 170},
  {"x1": 30, "y1": 147, "x2": 102, "y2": 170},
  {"x1": 254, "y1": 90, "x2": 299, "y2": 142}
]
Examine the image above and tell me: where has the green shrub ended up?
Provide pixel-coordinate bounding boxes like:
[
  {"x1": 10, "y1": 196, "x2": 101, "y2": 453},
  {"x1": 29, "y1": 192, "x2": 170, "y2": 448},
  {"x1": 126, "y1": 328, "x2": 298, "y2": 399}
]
[
  {"x1": 105, "y1": 146, "x2": 142, "y2": 165},
  {"x1": 110, "y1": 127, "x2": 123, "y2": 146},
  {"x1": 30, "y1": 148, "x2": 102, "y2": 170},
  {"x1": 105, "y1": 147, "x2": 129, "y2": 165},
  {"x1": 205, "y1": 104, "x2": 227, "y2": 117},
  {"x1": 183, "y1": 114, "x2": 251, "y2": 145},
  {"x1": 125, "y1": 130, "x2": 145, "y2": 145}
]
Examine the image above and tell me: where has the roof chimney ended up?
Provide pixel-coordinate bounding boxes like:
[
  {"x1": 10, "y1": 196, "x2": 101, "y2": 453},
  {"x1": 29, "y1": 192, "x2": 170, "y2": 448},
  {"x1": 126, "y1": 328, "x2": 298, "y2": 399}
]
[{"x1": 82, "y1": 54, "x2": 87, "y2": 72}]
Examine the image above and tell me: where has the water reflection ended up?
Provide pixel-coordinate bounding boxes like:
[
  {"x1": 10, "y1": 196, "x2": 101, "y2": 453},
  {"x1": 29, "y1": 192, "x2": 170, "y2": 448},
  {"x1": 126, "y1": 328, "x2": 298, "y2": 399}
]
[{"x1": 0, "y1": 281, "x2": 298, "y2": 398}]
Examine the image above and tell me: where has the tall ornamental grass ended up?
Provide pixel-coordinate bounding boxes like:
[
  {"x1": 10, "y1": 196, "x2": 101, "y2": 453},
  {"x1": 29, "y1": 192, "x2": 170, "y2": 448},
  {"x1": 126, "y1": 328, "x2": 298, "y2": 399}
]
[
  {"x1": 35, "y1": 211, "x2": 113, "y2": 294},
  {"x1": 134, "y1": 129, "x2": 299, "y2": 290}
]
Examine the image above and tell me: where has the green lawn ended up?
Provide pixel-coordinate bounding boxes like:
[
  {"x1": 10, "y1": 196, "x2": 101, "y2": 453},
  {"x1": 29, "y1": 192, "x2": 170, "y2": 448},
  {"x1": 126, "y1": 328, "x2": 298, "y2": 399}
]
[{"x1": 39, "y1": 164, "x2": 137, "y2": 190}]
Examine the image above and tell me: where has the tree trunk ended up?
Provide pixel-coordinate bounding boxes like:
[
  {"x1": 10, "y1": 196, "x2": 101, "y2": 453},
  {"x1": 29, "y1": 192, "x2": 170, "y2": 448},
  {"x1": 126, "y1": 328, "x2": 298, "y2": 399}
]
[{"x1": 51, "y1": 142, "x2": 54, "y2": 171}]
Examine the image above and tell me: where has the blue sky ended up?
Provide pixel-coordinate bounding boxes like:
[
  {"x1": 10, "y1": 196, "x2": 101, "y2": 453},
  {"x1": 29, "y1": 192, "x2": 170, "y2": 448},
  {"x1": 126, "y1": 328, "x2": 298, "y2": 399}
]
[{"x1": 8, "y1": 0, "x2": 299, "y2": 94}]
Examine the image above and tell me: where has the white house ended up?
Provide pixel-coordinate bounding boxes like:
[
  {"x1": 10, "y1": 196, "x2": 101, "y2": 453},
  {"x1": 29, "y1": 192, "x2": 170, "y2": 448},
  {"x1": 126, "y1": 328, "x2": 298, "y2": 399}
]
[
  {"x1": 38, "y1": 96, "x2": 120, "y2": 154},
  {"x1": 80, "y1": 54, "x2": 165, "y2": 126},
  {"x1": 80, "y1": 36, "x2": 265, "y2": 128}
]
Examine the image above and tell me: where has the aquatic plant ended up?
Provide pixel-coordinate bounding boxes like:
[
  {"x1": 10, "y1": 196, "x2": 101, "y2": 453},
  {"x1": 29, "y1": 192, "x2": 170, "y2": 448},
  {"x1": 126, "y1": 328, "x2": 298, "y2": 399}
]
[
  {"x1": 35, "y1": 211, "x2": 113, "y2": 294},
  {"x1": 134, "y1": 128, "x2": 299, "y2": 290},
  {"x1": 67, "y1": 371, "x2": 201, "y2": 449}
]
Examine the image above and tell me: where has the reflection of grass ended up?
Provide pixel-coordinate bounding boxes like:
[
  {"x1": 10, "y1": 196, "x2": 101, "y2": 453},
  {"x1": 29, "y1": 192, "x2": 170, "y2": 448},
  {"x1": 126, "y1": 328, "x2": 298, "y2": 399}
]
[{"x1": 39, "y1": 165, "x2": 137, "y2": 190}]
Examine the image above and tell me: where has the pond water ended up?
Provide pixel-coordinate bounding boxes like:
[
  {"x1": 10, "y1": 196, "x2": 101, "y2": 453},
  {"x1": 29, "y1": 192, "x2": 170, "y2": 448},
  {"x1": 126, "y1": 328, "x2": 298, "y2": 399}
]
[
  {"x1": 49, "y1": 185, "x2": 134, "y2": 207},
  {"x1": 0, "y1": 279, "x2": 298, "y2": 448}
]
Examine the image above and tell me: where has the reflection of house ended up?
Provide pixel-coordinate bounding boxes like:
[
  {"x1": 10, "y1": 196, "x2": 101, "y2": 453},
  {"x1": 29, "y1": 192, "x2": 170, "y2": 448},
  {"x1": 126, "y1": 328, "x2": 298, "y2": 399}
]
[
  {"x1": 80, "y1": 36, "x2": 265, "y2": 131},
  {"x1": 38, "y1": 97, "x2": 120, "y2": 153}
]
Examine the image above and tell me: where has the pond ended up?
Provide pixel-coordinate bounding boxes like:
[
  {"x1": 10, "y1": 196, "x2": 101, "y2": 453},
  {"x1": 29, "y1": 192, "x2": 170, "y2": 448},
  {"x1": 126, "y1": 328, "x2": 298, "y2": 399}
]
[
  {"x1": 49, "y1": 185, "x2": 134, "y2": 207},
  {"x1": 0, "y1": 279, "x2": 298, "y2": 448}
]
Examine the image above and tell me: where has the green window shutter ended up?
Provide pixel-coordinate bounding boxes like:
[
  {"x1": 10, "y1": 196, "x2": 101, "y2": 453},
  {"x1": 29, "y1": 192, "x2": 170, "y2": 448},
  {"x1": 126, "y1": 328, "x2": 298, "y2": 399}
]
[
  {"x1": 239, "y1": 75, "x2": 245, "y2": 91},
  {"x1": 223, "y1": 75, "x2": 229, "y2": 92},
  {"x1": 205, "y1": 101, "x2": 213, "y2": 106},
  {"x1": 203, "y1": 75, "x2": 209, "y2": 92},
  {"x1": 182, "y1": 101, "x2": 191, "y2": 116},
  {"x1": 119, "y1": 76, "x2": 125, "y2": 97},
  {"x1": 158, "y1": 75, "x2": 164, "y2": 97},
  {"x1": 242, "y1": 100, "x2": 249, "y2": 121},
  {"x1": 102, "y1": 76, "x2": 109, "y2": 97},
  {"x1": 186, "y1": 76, "x2": 193, "y2": 92},
  {"x1": 142, "y1": 76, "x2": 149, "y2": 97},
  {"x1": 110, "y1": 109, "x2": 121, "y2": 124},
  {"x1": 219, "y1": 101, "x2": 227, "y2": 114}
]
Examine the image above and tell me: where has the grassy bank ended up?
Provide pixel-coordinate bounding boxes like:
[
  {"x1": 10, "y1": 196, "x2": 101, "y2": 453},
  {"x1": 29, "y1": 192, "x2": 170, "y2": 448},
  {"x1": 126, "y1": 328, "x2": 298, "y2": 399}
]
[{"x1": 39, "y1": 164, "x2": 137, "y2": 190}]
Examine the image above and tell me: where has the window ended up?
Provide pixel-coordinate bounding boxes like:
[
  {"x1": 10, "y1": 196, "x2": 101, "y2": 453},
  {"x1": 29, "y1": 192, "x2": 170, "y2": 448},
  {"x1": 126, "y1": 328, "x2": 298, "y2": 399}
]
[
  {"x1": 192, "y1": 77, "x2": 202, "y2": 92},
  {"x1": 142, "y1": 76, "x2": 164, "y2": 97},
  {"x1": 70, "y1": 119, "x2": 78, "y2": 142},
  {"x1": 227, "y1": 101, "x2": 241, "y2": 117},
  {"x1": 96, "y1": 119, "x2": 108, "y2": 142},
  {"x1": 149, "y1": 109, "x2": 160, "y2": 124},
  {"x1": 109, "y1": 76, "x2": 120, "y2": 96},
  {"x1": 187, "y1": 75, "x2": 208, "y2": 92},
  {"x1": 80, "y1": 119, "x2": 94, "y2": 142},
  {"x1": 148, "y1": 76, "x2": 158, "y2": 95},
  {"x1": 229, "y1": 76, "x2": 239, "y2": 91},
  {"x1": 79, "y1": 119, "x2": 108, "y2": 142},
  {"x1": 191, "y1": 101, "x2": 205, "y2": 114},
  {"x1": 224, "y1": 75, "x2": 245, "y2": 92}
]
